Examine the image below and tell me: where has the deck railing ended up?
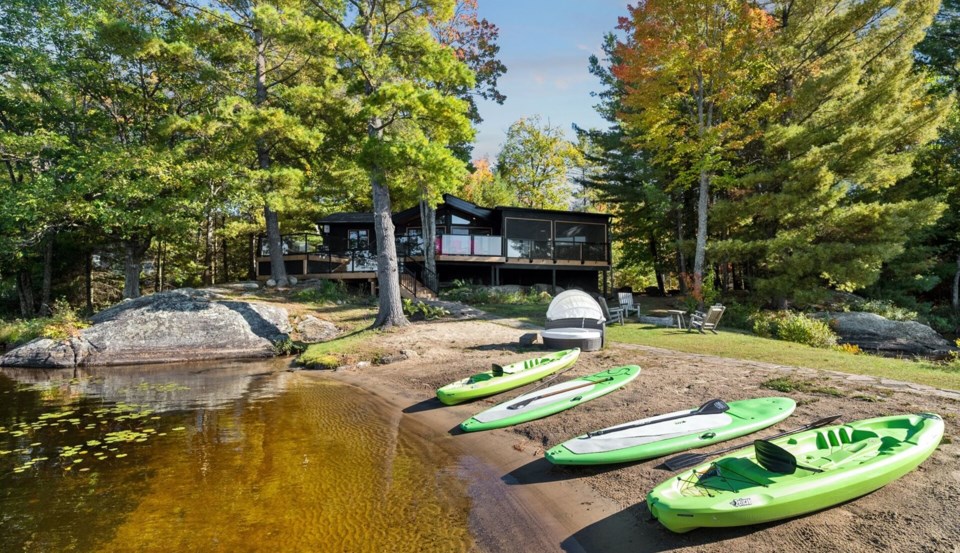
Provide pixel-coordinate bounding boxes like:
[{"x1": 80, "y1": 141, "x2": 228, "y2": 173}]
[
  {"x1": 257, "y1": 233, "x2": 609, "y2": 277},
  {"x1": 505, "y1": 239, "x2": 608, "y2": 263}
]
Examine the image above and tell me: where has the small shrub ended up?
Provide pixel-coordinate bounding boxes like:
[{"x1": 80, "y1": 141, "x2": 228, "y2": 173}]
[
  {"x1": 293, "y1": 281, "x2": 346, "y2": 304},
  {"x1": 834, "y1": 343, "x2": 862, "y2": 355},
  {"x1": 272, "y1": 336, "x2": 306, "y2": 356},
  {"x1": 300, "y1": 353, "x2": 340, "y2": 370},
  {"x1": 402, "y1": 298, "x2": 449, "y2": 321},
  {"x1": 751, "y1": 311, "x2": 838, "y2": 348},
  {"x1": 853, "y1": 299, "x2": 918, "y2": 322},
  {"x1": 441, "y1": 284, "x2": 551, "y2": 306},
  {"x1": 0, "y1": 299, "x2": 90, "y2": 346}
]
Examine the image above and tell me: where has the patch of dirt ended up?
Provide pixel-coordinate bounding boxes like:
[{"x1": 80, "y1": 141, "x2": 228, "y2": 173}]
[{"x1": 324, "y1": 316, "x2": 960, "y2": 553}]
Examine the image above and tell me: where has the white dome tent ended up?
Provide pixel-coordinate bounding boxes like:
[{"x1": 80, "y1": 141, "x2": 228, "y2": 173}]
[{"x1": 541, "y1": 290, "x2": 605, "y2": 351}]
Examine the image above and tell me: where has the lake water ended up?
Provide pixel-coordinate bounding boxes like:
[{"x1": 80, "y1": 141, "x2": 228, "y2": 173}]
[{"x1": 0, "y1": 361, "x2": 474, "y2": 552}]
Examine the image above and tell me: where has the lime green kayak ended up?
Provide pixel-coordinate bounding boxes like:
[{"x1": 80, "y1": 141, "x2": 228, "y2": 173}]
[
  {"x1": 436, "y1": 348, "x2": 580, "y2": 405},
  {"x1": 647, "y1": 413, "x2": 944, "y2": 533},
  {"x1": 545, "y1": 397, "x2": 796, "y2": 465},
  {"x1": 459, "y1": 366, "x2": 640, "y2": 432}
]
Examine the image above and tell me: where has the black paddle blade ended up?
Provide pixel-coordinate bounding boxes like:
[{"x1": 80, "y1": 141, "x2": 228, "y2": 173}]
[
  {"x1": 663, "y1": 452, "x2": 708, "y2": 471},
  {"x1": 754, "y1": 440, "x2": 798, "y2": 474},
  {"x1": 700, "y1": 399, "x2": 730, "y2": 415}
]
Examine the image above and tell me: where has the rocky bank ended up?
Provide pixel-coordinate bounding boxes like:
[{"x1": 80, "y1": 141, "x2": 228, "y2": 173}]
[{"x1": 0, "y1": 289, "x2": 291, "y2": 368}]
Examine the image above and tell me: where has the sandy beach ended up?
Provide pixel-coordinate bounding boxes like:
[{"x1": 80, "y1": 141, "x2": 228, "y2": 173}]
[{"x1": 316, "y1": 317, "x2": 960, "y2": 553}]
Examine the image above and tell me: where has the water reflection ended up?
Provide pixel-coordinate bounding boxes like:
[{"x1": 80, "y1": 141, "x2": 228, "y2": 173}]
[
  {"x1": 0, "y1": 362, "x2": 473, "y2": 552},
  {"x1": 0, "y1": 359, "x2": 295, "y2": 413}
]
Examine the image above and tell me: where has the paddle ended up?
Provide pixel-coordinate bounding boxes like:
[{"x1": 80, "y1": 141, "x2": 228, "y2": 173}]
[
  {"x1": 754, "y1": 439, "x2": 824, "y2": 474},
  {"x1": 586, "y1": 399, "x2": 730, "y2": 438},
  {"x1": 663, "y1": 414, "x2": 842, "y2": 471},
  {"x1": 507, "y1": 377, "x2": 614, "y2": 410}
]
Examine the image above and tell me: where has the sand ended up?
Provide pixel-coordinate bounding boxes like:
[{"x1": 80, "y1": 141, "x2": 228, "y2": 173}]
[{"x1": 312, "y1": 317, "x2": 960, "y2": 553}]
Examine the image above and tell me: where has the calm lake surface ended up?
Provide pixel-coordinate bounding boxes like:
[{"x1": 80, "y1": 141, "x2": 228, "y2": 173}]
[{"x1": 0, "y1": 361, "x2": 474, "y2": 552}]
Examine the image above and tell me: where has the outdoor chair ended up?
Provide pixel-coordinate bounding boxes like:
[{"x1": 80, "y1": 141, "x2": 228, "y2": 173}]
[
  {"x1": 689, "y1": 304, "x2": 726, "y2": 334},
  {"x1": 541, "y1": 290, "x2": 606, "y2": 351},
  {"x1": 617, "y1": 292, "x2": 641, "y2": 318},
  {"x1": 595, "y1": 295, "x2": 625, "y2": 326}
]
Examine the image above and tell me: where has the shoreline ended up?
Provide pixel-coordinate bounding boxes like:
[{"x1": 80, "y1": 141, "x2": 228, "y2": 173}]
[
  {"x1": 318, "y1": 368, "x2": 632, "y2": 553},
  {"x1": 303, "y1": 317, "x2": 959, "y2": 553}
]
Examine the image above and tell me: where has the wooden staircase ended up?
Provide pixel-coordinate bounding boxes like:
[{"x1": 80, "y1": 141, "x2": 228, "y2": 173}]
[{"x1": 399, "y1": 272, "x2": 437, "y2": 300}]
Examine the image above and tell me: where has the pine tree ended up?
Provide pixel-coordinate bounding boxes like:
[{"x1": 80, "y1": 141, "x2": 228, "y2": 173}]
[
  {"x1": 715, "y1": 0, "x2": 951, "y2": 306},
  {"x1": 615, "y1": 0, "x2": 778, "y2": 301},
  {"x1": 316, "y1": 0, "x2": 475, "y2": 328}
]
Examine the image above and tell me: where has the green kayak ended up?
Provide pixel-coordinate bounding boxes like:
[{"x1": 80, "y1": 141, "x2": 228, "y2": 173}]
[
  {"x1": 647, "y1": 413, "x2": 944, "y2": 533},
  {"x1": 436, "y1": 348, "x2": 580, "y2": 405},
  {"x1": 545, "y1": 397, "x2": 796, "y2": 465},
  {"x1": 459, "y1": 365, "x2": 640, "y2": 432}
]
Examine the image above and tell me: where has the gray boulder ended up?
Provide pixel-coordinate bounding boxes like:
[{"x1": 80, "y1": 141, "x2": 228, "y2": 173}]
[
  {"x1": 811, "y1": 311, "x2": 953, "y2": 356},
  {"x1": 2, "y1": 289, "x2": 291, "y2": 368},
  {"x1": 296, "y1": 316, "x2": 339, "y2": 343}
]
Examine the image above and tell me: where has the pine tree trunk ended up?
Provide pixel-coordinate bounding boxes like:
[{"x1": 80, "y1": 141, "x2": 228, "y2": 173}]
[
  {"x1": 41, "y1": 235, "x2": 53, "y2": 315},
  {"x1": 122, "y1": 237, "x2": 151, "y2": 299},
  {"x1": 952, "y1": 253, "x2": 960, "y2": 312},
  {"x1": 371, "y1": 167, "x2": 407, "y2": 328},
  {"x1": 17, "y1": 268, "x2": 35, "y2": 318},
  {"x1": 255, "y1": 27, "x2": 288, "y2": 286},
  {"x1": 419, "y1": 199, "x2": 438, "y2": 290},
  {"x1": 648, "y1": 231, "x2": 666, "y2": 296},
  {"x1": 693, "y1": 168, "x2": 710, "y2": 304}
]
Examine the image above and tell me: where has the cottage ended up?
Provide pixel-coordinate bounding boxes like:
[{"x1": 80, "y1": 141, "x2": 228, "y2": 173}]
[{"x1": 257, "y1": 195, "x2": 613, "y2": 296}]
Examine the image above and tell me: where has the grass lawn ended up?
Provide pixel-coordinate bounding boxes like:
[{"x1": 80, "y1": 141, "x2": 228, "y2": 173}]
[
  {"x1": 608, "y1": 324, "x2": 960, "y2": 391},
  {"x1": 475, "y1": 302, "x2": 960, "y2": 391}
]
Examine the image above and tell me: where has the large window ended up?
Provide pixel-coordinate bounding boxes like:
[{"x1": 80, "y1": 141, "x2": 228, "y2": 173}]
[
  {"x1": 554, "y1": 222, "x2": 606, "y2": 243},
  {"x1": 555, "y1": 221, "x2": 606, "y2": 261},
  {"x1": 505, "y1": 218, "x2": 552, "y2": 258}
]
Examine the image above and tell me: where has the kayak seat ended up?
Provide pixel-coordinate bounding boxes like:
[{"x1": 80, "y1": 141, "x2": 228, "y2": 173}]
[
  {"x1": 469, "y1": 373, "x2": 494, "y2": 384},
  {"x1": 804, "y1": 437, "x2": 883, "y2": 470},
  {"x1": 814, "y1": 426, "x2": 856, "y2": 449}
]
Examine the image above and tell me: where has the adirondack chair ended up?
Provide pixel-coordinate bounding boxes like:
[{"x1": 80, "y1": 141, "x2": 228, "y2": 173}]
[
  {"x1": 595, "y1": 295, "x2": 625, "y2": 326},
  {"x1": 689, "y1": 304, "x2": 726, "y2": 334},
  {"x1": 617, "y1": 292, "x2": 640, "y2": 318}
]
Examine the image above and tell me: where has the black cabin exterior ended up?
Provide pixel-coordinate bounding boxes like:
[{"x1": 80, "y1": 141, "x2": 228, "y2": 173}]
[{"x1": 257, "y1": 195, "x2": 612, "y2": 296}]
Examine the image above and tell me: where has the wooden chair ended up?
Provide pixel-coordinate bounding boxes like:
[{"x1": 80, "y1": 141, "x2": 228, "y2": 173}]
[
  {"x1": 689, "y1": 304, "x2": 726, "y2": 334},
  {"x1": 595, "y1": 295, "x2": 625, "y2": 326},
  {"x1": 617, "y1": 292, "x2": 640, "y2": 318}
]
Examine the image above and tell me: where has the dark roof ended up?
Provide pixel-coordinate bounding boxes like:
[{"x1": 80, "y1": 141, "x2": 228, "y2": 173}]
[
  {"x1": 443, "y1": 194, "x2": 494, "y2": 220},
  {"x1": 317, "y1": 212, "x2": 375, "y2": 224},
  {"x1": 496, "y1": 205, "x2": 613, "y2": 219}
]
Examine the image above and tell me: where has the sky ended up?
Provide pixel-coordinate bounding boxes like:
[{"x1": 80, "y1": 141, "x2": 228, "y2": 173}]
[{"x1": 471, "y1": 0, "x2": 631, "y2": 162}]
